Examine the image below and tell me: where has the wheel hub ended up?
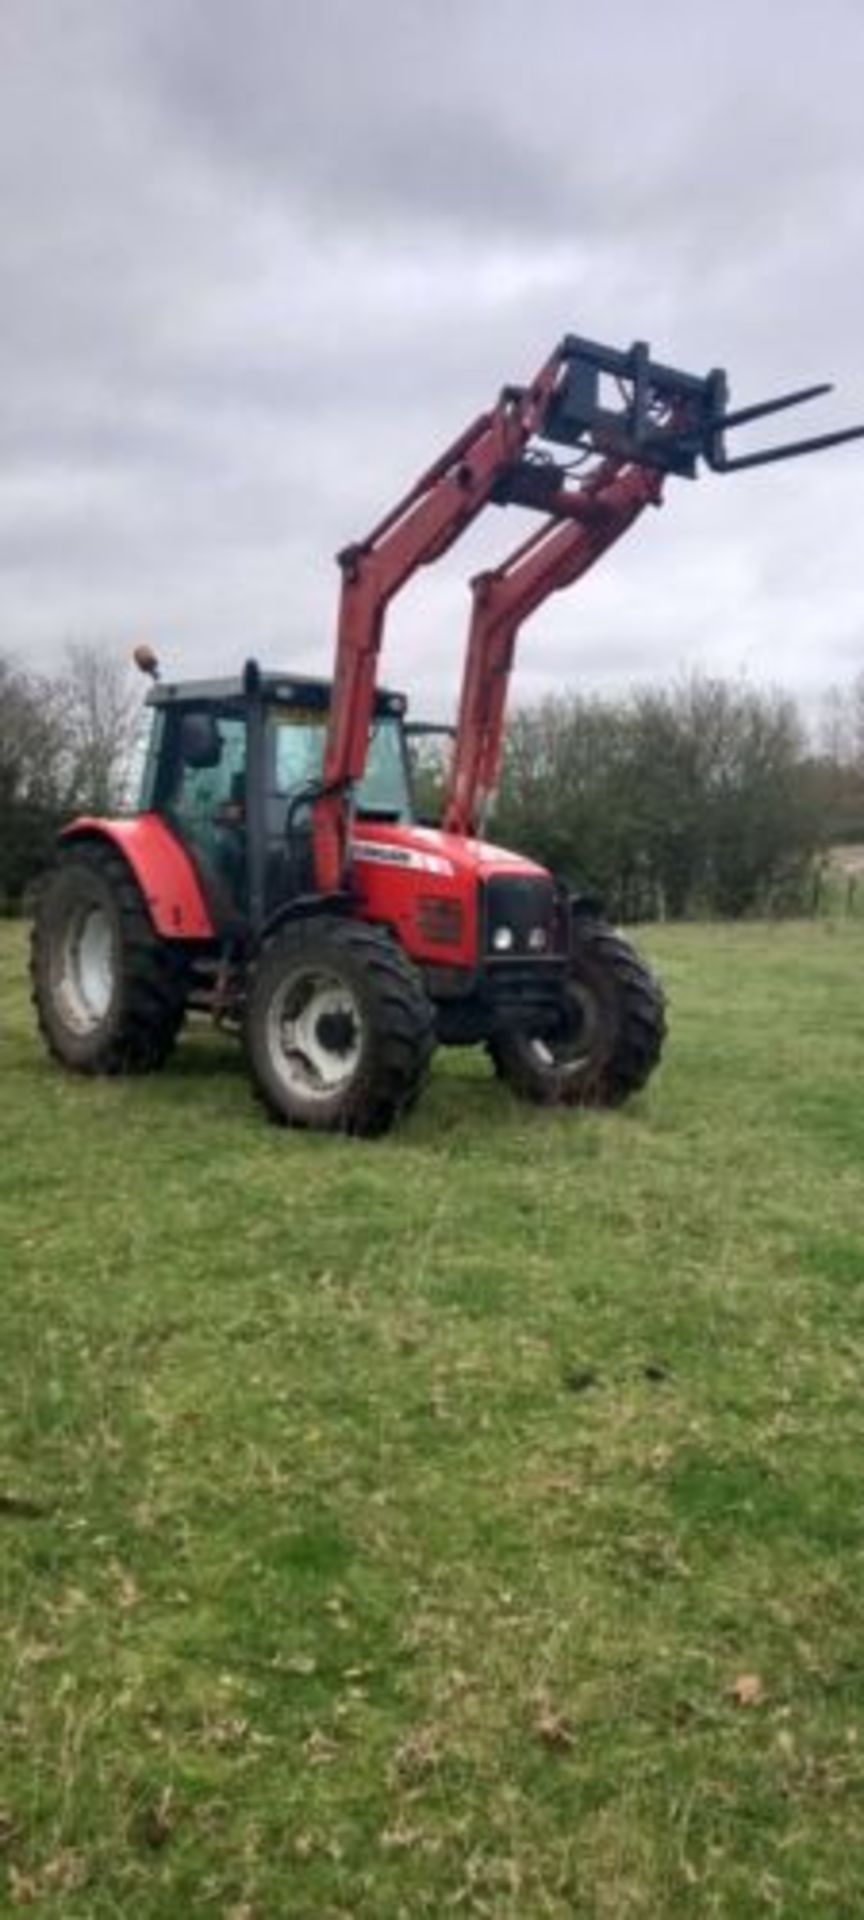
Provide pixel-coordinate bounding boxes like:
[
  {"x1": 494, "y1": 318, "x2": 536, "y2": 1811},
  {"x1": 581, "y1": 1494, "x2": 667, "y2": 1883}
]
[
  {"x1": 316, "y1": 1008, "x2": 358, "y2": 1056},
  {"x1": 268, "y1": 970, "x2": 364, "y2": 1100},
  {"x1": 529, "y1": 980, "x2": 602, "y2": 1074},
  {"x1": 57, "y1": 903, "x2": 115, "y2": 1033}
]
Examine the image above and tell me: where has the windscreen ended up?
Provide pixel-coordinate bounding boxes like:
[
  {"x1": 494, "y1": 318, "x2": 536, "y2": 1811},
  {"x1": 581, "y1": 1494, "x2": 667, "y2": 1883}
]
[{"x1": 269, "y1": 710, "x2": 413, "y2": 822}]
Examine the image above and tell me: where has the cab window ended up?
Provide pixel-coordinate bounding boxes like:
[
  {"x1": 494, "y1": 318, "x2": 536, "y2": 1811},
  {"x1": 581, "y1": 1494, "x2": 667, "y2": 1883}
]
[
  {"x1": 269, "y1": 710, "x2": 412, "y2": 822},
  {"x1": 160, "y1": 708, "x2": 248, "y2": 913}
]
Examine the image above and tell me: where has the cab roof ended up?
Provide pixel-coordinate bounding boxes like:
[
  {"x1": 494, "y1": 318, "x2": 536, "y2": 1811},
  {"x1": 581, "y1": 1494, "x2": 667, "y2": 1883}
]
[{"x1": 146, "y1": 668, "x2": 406, "y2": 716}]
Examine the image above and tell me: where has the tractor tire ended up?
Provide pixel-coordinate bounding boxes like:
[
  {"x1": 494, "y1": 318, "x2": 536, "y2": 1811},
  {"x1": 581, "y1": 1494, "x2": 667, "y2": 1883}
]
[
  {"x1": 244, "y1": 917, "x2": 435, "y2": 1137},
  {"x1": 488, "y1": 916, "x2": 665, "y2": 1108},
  {"x1": 31, "y1": 840, "x2": 188, "y2": 1075}
]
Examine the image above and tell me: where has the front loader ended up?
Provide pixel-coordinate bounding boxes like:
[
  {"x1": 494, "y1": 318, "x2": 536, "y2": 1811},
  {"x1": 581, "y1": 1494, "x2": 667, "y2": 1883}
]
[{"x1": 31, "y1": 333, "x2": 864, "y2": 1134}]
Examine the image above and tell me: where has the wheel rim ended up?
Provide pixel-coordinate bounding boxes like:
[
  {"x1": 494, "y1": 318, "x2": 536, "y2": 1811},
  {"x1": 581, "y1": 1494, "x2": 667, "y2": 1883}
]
[
  {"x1": 528, "y1": 979, "x2": 608, "y2": 1079},
  {"x1": 266, "y1": 968, "x2": 364, "y2": 1102},
  {"x1": 56, "y1": 904, "x2": 116, "y2": 1033}
]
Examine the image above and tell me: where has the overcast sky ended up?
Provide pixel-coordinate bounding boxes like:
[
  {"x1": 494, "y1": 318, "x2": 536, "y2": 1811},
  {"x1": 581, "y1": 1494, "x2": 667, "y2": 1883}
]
[{"x1": 2, "y1": 0, "x2": 864, "y2": 719}]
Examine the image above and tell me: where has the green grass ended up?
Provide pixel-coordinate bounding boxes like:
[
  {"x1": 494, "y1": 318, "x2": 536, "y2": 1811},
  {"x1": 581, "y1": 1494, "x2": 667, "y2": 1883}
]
[{"x1": 2, "y1": 920, "x2": 864, "y2": 1916}]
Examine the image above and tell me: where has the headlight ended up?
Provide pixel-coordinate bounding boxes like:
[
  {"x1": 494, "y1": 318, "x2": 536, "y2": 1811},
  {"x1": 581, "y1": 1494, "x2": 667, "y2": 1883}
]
[
  {"x1": 527, "y1": 926, "x2": 548, "y2": 952},
  {"x1": 492, "y1": 925, "x2": 515, "y2": 953}
]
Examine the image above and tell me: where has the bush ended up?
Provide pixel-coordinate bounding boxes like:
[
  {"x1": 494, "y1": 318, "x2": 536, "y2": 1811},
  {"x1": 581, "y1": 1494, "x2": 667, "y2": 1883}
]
[{"x1": 494, "y1": 677, "x2": 824, "y2": 920}]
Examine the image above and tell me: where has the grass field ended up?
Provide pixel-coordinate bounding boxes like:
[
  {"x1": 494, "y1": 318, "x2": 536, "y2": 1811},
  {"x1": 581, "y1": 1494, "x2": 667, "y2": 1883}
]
[{"x1": 2, "y1": 919, "x2": 864, "y2": 1917}]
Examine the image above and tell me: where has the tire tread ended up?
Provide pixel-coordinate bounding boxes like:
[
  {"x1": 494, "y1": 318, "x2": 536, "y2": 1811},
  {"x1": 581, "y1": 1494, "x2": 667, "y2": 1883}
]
[
  {"x1": 489, "y1": 914, "x2": 666, "y2": 1109},
  {"x1": 31, "y1": 839, "x2": 188, "y2": 1076},
  {"x1": 244, "y1": 916, "x2": 435, "y2": 1137}
]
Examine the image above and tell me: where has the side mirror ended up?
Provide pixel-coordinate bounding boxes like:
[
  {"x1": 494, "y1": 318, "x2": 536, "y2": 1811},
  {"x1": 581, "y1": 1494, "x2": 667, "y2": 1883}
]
[{"x1": 179, "y1": 712, "x2": 223, "y2": 770}]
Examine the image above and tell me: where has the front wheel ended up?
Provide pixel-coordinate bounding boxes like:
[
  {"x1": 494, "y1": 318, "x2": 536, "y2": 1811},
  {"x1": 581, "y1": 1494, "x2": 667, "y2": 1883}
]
[
  {"x1": 244, "y1": 918, "x2": 435, "y2": 1136},
  {"x1": 488, "y1": 917, "x2": 666, "y2": 1108}
]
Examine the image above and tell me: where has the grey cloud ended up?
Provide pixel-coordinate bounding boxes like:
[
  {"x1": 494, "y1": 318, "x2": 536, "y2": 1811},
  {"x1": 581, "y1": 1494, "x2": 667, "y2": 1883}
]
[
  {"x1": 1, "y1": 0, "x2": 863, "y2": 707},
  {"x1": 138, "y1": 0, "x2": 864, "y2": 264}
]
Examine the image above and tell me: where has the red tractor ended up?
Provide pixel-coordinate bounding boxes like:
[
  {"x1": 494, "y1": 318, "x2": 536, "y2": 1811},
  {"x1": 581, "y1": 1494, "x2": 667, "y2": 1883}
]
[{"x1": 31, "y1": 334, "x2": 864, "y2": 1135}]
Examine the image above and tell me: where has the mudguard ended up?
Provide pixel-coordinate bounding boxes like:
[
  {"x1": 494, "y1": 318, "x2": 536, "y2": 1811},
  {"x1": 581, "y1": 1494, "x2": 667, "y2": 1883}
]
[{"x1": 61, "y1": 815, "x2": 215, "y2": 940}]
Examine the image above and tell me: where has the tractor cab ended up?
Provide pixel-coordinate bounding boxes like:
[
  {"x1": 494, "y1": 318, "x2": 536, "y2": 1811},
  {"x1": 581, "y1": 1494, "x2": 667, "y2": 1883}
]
[{"x1": 138, "y1": 669, "x2": 414, "y2": 931}]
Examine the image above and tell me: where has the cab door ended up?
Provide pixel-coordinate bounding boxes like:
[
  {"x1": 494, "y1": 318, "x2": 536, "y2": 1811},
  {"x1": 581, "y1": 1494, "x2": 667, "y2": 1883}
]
[{"x1": 157, "y1": 707, "x2": 249, "y2": 927}]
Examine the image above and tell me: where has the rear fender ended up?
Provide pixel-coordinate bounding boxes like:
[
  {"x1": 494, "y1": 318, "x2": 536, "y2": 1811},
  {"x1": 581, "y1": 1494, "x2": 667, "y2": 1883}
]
[{"x1": 61, "y1": 815, "x2": 215, "y2": 940}]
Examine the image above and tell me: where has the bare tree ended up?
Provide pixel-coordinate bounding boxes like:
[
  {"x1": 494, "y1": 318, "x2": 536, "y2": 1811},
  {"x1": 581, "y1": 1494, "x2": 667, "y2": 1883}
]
[
  {"x1": 496, "y1": 676, "x2": 821, "y2": 920},
  {"x1": 851, "y1": 669, "x2": 864, "y2": 771},
  {"x1": 1, "y1": 643, "x2": 144, "y2": 907},
  {"x1": 61, "y1": 641, "x2": 141, "y2": 813},
  {"x1": 0, "y1": 651, "x2": 72, "y2": 905},
  {"x1": 819, "y1": 670, "x2": 864, "y2": 771}
]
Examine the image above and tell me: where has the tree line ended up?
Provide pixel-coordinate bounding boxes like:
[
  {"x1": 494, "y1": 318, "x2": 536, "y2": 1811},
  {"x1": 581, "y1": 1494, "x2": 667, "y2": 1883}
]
[
  {"x1": 0, "y1": 645, "x2": 139, "y2": 909},
  {"x1": 2, "y1": 644, "x2": 863, "y2": 918},
  {"x1": 493, "y1": 677, "x2": 864, "y2": 920},
  {"x1": 419, "y1": 674, "x2": 864, "y2": 920}
]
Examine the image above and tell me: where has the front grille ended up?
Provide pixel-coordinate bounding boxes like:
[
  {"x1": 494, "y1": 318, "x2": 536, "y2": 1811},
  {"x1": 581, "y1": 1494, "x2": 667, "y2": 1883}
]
[
  {"x1": 483, "y1": 873, "x2": 556, "y2": 957},
  {"x1": 417, "y1": 894, "x2": 464, "y2": 946}
]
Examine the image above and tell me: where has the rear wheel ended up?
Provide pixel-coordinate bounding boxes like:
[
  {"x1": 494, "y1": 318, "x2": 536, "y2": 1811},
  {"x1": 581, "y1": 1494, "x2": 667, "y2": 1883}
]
[
  {"x1": 488, "y1": 916, "x2": 665, "y2": 1108},
  {"x1": 244, "y1": 917, "x2": 435, "y2": 1136},
  {"x1": 31, "y1": 840, "x2": 188, "y2": 1074}
]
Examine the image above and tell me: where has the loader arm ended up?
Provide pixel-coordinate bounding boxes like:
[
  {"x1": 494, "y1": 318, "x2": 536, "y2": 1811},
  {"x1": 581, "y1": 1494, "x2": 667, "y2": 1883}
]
[
  {"x1": 315, "y1": 330, "x2": 864, "y2": 887},
  {"x1": 314, "y1": 350, "x2": 565, "y2": 892},
  {"x1": 443, "y1": 460, "x2": 664, "y2": 836}
]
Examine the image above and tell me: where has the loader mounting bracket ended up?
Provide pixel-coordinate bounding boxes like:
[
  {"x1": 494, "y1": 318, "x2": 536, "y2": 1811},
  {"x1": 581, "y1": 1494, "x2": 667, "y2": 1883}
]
[{"x1": 540, "y1": 334, "x2": 864, "y2": 478}]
